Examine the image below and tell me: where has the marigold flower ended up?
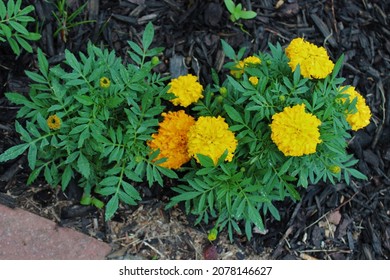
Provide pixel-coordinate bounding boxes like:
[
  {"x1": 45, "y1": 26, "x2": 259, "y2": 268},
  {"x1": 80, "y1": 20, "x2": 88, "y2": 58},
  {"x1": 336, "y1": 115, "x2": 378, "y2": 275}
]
[
  {"x1": 243, "y1": 56, "x2": 261, "y2": 66},
  {"x1": 285, "y1": 38, "x2": 334, "y2": 79},
  {"x1": 187, "y1": 116, "x2": 237, "y2": 164},
  {"x1": 168, "y1": 74, "x2": 204, "y2": 107},
  {"x1": 100, "y1": 77, "x2": 111, "y2": 88},
  {"x1": 341, "y1": 86, "x2": 371, "y2": 131},
  {"x1": 230, "y1": 60, "x2": 245, "y2": 79},
  {"x1": 249, "y1": 76, "x2": 259, "y2": 86},
  {"x1": 148, "y1": 110, "x2": 195, "y2": 169},
  {"x1": 47, "y1": 114, "x2": 61, "y2": 130},
  {"x1": 270, "y1": 104, "x2": 322, "y2": 156}
]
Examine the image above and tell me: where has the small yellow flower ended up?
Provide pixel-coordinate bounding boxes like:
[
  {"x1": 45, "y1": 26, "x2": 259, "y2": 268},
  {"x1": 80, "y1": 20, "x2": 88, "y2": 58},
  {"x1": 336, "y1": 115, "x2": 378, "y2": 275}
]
[
  {"x1": 187, "y1": 116, "x2": 237, "y2": 164},
  {"x1": 47, "y1": 114, "x2": 61, "y2": 130},
  {"x1": 249, "y1": 76, "x2": 259, "y2": 86},
  {"x1": 168, "y1": 74, "x2": 204, "y2": 107},
  {"x1": 148, "y1": 110, "x2": 195, "y2": 169},
  {"x1": 100, "y1": 77, "x2": 111, "y2": 88},
  {"x1": 329, "y1": 165, "x2": 341, "y2": 174},
  {"x1": 243, "y1": 56, "x2": 261, "y2": 66},
  {"x1": 208, "y1": 228, "x2": 218, "y2": 241},
  {"x1": 230, "y1": 60, "x2": 245, "y2": 79},
  {"x1": 270, "y1": 104, "x2": 322, "y2": 156},
  {"x1": 285, "y1": 38, "x2": 334, "y2": 79},
  {"x1": 230, "y1": 56, "x2": 261, "y2": 79},
  {"x1": 341, "y1": 86, "x2": 371, "y2": 131}
]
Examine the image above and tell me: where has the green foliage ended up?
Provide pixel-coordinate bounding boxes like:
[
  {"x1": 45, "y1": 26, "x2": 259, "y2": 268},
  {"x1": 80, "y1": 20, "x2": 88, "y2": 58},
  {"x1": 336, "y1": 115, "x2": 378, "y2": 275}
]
[
  {"x1": 0, "y1": 22, "x2": 175, "y2": 221},
  {"x1": 0, "y1": 0, "x2": 41, "y2": 55},
  {"x1": 166, "y1": 40, "x2": 368, "y2": 241},
  {"x1": 224, "y1": 0, "x2": 257, "y2": 22},
  {"x1": 49, "y1": 0, "x2": 95, "y2": 42}
]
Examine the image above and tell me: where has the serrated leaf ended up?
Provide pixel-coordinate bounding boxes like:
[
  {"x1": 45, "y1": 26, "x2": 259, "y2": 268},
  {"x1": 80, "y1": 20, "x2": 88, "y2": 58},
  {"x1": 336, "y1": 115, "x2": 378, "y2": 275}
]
[
  {"x1": 142, "y1": 21, "x2": 154, "y2": 51},
  {"x1": 0, "y1": 1, "x2": 6, "y2": 19},
  {"x1": 224, "y1": 104, "x2": 244, "y2": 123},
  {"x1": 128, "y1": 41, "x2": 143, "y2": 56},
  {"x1": 15, "y1": 35, "x2": 32, "y2": 52},
  {"x1": 118, "y1": 190, "x2": 137, "y2": 205},
  {"x1": 121, "y1": 181, "x2": 141, "y2": 200},
  {"x1": 0, "y1": 143, "x2": 29, "y2": 162},
  {"x1": 196, "y1": 154, "x2": 215, "y2": 168},
  {"x1": 25, "y1": 71, "x2": 47, "y2": 83},
  {"x1": 74, "y1": 95, "x2": 94, "y2": 106},
  {"x1": 36, "y1": 113, "x2": 50, "y2": 133},
  {"x1": 27, "y1": 143, "x2": 37, "y2": 170},
  {"x1": 77, "y1": 153, "x2": 90, "y2": 179},
  {"x1": 0, "y1": 23, "x2": 11, "y2": 38},
  {"x1": 96, "y1": 187, "x2": 117, "y2": 196},
  {"x1": 27, "y1": 166, "x2": 43, "y2": 185},
  {"x1": 105, "y1": 194, "x2": 119, "y2": 221},
  {"x1": 99, "y1": 176, "x2": 119, "y2": 186},
  {"x1": 8, "y1": 37, "x2": 20, "y2": 55},
  {"x1": 15, "y1": 121, "x2": 32, "y2": 142},
  {"x1": 7, "y1": 0, "x2": 15, "y2": 17},
  {"x1": 221, "y1": 39, "x2": 236, "y2": 60},
  {"x1": 9, "y1": 21, "x2": 29, "y2": 35},
  {"x1": 171, "y1": 191, "x2": 201, "y2": 202},
  {"x1": 247, "y1": 204, "x2": 264, "y2": 233},
  {"x1": 61, "y1": 165, "x2": 73, "y2": 191},
  {"x1": 65, "y1": 49, "x2": 81, "y2": 72}
]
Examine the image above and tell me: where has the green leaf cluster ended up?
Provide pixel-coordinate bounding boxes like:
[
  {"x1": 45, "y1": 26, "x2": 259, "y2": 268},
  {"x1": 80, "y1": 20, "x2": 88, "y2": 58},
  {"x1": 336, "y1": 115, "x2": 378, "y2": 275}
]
[
  {"x1": 0, "y1": 0, "x2": 41, "y2": 55},
  {"x1": 224, "y1": 0, "x2": 257, "y2": 22},
  {"x1": 0, "y1": 22, "x2": 175, "y2": 221}
]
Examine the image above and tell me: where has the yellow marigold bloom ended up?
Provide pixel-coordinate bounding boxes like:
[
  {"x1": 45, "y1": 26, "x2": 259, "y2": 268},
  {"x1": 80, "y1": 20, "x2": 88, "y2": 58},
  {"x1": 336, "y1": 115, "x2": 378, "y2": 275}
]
[
  {"x1": 243, "y1": 56, "x2": 261, "y2": 66},
  {"x1": 341, "y1": 86, "x2": 371, "y2": 131},
  {"x1": 285, "y1": 38, "x2": 334, "y2": 79},
  {"x1": 329, "y1": 165, "x2": 341, "y2": 174},
  {"x1": 100, "y1": 77, "x2": 111, "y2": 88},
  {"x1": 148, "y1": 110, "x2": 195, "y2": 169},
  {"x1": 230, "y1": 60, "x2": 245, "y2": 79},
  {"x1": 168, "y1": 74, "x2": 204, "y2": 107},
  {"x1": 270, "y1": 104, "x2": 322, "y2": 156},
  {"x1": 188, "y1": 116, "x2": 237, "y2": 164},
  {"x1": 47, "y1": 114, "x2": 61, "y2": 130},
  {"x1": 249, "y1": 76, "x2": 259, "y2": 86}
]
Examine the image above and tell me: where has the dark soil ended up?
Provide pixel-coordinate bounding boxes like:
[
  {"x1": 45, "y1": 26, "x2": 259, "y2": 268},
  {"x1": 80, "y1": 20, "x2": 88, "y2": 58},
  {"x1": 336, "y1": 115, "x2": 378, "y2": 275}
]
[{"x1": 1, "y1": 0, "x2": 389, "y2": 260}]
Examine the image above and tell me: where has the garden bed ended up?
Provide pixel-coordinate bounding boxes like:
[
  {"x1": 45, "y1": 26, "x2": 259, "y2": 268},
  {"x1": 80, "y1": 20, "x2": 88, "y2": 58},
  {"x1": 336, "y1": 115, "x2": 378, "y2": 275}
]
[{"x1": 0, "y1": 0, "x2": 389, "y2": 259}]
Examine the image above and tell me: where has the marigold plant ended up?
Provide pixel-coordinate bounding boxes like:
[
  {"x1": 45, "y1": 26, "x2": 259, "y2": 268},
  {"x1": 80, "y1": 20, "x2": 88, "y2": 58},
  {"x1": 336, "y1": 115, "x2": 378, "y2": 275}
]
[
  {"x1": 0, "y1": 23, "x2": 177, "y2": 221},
  {"x1": 167, "y1": 38, "x2": 370, "y2": 241}
]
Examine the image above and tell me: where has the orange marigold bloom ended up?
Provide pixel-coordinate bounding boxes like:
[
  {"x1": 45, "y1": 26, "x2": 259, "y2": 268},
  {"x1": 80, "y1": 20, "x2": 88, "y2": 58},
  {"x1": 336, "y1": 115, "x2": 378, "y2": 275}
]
[{"x1": 148, "y1": 110, "x2": 195, "y2": 169}]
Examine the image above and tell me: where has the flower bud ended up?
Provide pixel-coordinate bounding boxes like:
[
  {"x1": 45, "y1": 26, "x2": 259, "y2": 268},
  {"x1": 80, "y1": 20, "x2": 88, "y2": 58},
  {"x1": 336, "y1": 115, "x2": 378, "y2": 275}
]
[
  {"x1": 151, "y1": 56, "x2": 160, "y2": 66},
  {"x1": 219, "y1": 87, "x2": 227, "y2": 96}
]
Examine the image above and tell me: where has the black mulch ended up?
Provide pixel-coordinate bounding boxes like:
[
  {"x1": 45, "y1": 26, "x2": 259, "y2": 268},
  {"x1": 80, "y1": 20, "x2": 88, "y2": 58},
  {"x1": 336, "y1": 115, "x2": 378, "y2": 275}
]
[{"x1": 1, "y1": 0, "x2": 389, "y2": 260}]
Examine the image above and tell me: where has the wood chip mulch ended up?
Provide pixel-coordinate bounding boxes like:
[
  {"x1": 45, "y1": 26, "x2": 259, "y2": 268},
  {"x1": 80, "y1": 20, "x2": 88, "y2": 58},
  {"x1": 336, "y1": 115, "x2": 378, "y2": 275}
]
[{"x1": 1, "y1": 0, "x2": 389, "y2": 260}]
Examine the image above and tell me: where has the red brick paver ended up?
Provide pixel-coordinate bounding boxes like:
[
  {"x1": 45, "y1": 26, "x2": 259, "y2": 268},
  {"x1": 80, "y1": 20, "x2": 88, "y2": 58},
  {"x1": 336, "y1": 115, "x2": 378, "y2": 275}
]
[{"x1": 0, "y1": 204, "x2": 111, "y2": 259}]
